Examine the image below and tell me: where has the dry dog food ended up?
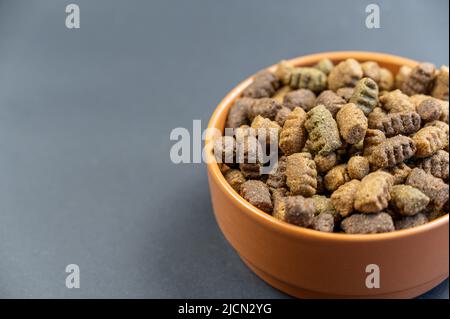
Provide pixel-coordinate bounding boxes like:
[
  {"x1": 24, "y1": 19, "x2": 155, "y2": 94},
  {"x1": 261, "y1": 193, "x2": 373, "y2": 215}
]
[{"x1": 216, "y1": 57, "x2": 449, "y2": 234}]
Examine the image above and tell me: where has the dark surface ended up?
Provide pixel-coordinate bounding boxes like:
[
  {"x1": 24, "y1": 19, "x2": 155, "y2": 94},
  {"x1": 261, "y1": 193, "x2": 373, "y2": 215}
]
[{"x1": 0, "y1": 0, "x2": 448, "y2": 298}]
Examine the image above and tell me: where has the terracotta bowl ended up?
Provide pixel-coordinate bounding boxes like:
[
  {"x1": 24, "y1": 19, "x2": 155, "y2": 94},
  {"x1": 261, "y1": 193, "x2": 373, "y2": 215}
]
[{"x1": 205, "y1": 51, "x2": 449, "y2": 299}]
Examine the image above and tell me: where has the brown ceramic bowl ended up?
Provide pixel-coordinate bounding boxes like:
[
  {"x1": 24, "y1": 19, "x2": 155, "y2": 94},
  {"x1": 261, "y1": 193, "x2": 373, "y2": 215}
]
[{"x1": 205, "y1": 51, "x2": 449, "y2": 298}]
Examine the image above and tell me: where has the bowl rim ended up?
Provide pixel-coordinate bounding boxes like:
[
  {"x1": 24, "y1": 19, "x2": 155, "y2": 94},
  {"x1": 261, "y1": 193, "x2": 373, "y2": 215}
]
[{"x1": 206, "y1": 50, "x2": 449, "y2": 242}]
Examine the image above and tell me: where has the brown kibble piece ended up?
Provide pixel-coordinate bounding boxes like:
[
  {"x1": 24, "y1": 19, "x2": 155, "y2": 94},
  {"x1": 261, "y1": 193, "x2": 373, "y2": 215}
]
[
  {"x1": 412, "y1": 126, "x2": 447, "y2": 157},
  {"x1": 367, "y1": 107, "x2": 387, "y2": 129},
  {"x1": 312, "y1": 213, "x2": 334, "y2": 232},
  {"x1": 378, "y1": 68, "x2": 395, "y2": 91},
  {"x1": 395, "y1": 65, "x2": 412, "y2": 89},
  {"x1": 314, "y1": 152, "x2": 337, "y2": 173},
  {"x1": 286, "y1": 153, "x2": 317, "y2": 197},
  {"x1": 431, "y1": 66, "x2": 449, "y2": 101},
  {"x1": 341, "y1": 213, "x2": 394, "y2": 234},
  {"x1": 324, "y1": 164, "x2": 350, "y2": 192},
  {"x1": 361, "y1": 61, "x2": 381, "y2": 82},
  {"x1": 242, "y1": 70, "x2": 280, "y2": 98},
  {"x1": 417, "y1": 150, "x2": 449, "y2": 181},
  {"x1": 347, "y1": 156, "x2": 369, "y2": 180},
  {"x1": 273, "y1": 195, "x2": 315, "y2": 227},
  {"x1": 395, "y1": 213, "x2": 428, "y2": 230},
  {"x1": 331, "y1": 180, "x2": 361, "y2": 217},
  {"x1": 226, "y1": 98, "x2": 252, "y2": 128},
  {"x1": 315, "y1": 90, "x2": 346, "y2": 117},
  {"x1": 379, "y1": 90, "x2": 415, "y2": 113},
  {"x1": 354, "y1": 171, "x2": 393, "y2": 213},
  {"x1": 417, "y1": 98, "x2": 442, "y2": 122},
  {"x1": 247, "y1": 98, "x2": 282, "y2": 121},
  {"x1": 390, "y1": 185, "x2": 430, "y2": 216},
  {"x1": 328, "y1": 58, "x2": 363, "y2": 91},
  {"x1": 369, "y1": 136, "x2": 416, "y2": 168},
  {"x1": 283, "y1": 89, "x2": 316, "y2": 111},
  {"x1": 349, "y1": 77, "x2": 379, "y2": 116},
  {"x1": 424, "y1": 120, "x2": 449, "y2": 151},
  {"x1": 402, "y1": 62, "x2": 436, "y2": 96},
  {"x1": 224, "y1": 169, "x2": 246, "y2": 193},
  {"x1": 336, "y1": 103, "x2": 368, "y2": 144},
  {"x1": 406, "y1": 168, "x2": 449, "y2": 209},
  {"x1": 237, "y1": 135, "x2": 261, "y2": 179},
  {"x1": 240, "y1": 180, "x2": 273, "y2": 213},
  {"x1": 370, "y1": 111, "x2": 421, "y2": 137},
  {"x1": 274, "y1": 106, "x2": 292, "y2": 126},
  {"x1": 305, "y1": 105, "x2": 342, "y2": 155},
  {"x1": 279, "y1": 107, "x2": 307, "y2": 155},
  {"x1": 363, "y1": 129, "x2": 386, "y2": 156},
  {"x1": 266, "y1": 156, "x2": 287, "y2": 188}
]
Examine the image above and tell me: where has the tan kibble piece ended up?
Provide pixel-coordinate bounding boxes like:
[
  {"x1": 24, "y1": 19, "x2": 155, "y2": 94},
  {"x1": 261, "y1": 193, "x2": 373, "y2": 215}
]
[
  {"x1": 396, "y1": 65, "x2": 412, "y2": 90},
  {"x1": 349, "y1": 77, "x2": 379, "y2": 116},
  {"x1": 363, "y1": 129, "x2": 386, "y2": 157},
  {"x1": 266, "y1": 156, "x2": 287, "y2": 188},
  {"x1": 384, "y1": 163, "x2": 412, "y2": 185},
  {"x1": 395, "y1": 213, "x2": 428, "y2": 230},
  {"x1": 409, "y1": 95, "x2": 448, "y2": 123},
  {"x1": 279, "y1": 107, "x2": 307, "y2": 155},
  {"x1": 412, "y1": 126, "x2": 447, "y2": 157},
  {"x1": 276, "y1": 61, "x2": 327, "y2": 92},
  {"x1": 369, "y1": 135, "x2": 416, "y2": 168},
  {"x1": 240, "y1": 180, "x2": 273, "y2": 213},
  {"x1": 406, "y1": 168, "x2": 449, "y2": 209},
  {"x1": 378, "y1": 68, "x2": 395, "y2": 91},
  {"x1": 314, "y1": 58, "x2": 334, "y2": 75},
  {"x1": 250, "y1": 115, "x2": 281, "y2": 144},
  {"x1": 312, "y1": 213, "x2": 335, "y2": 232},
  {"x1": 283, "y1": 89, "x2": 316, "y2": 111},
  {"x1": 424, "y1": 120, "x2": 449, "y2": 151},
  {"x1": 379, "y1": 89, "x2": 415, "y2": 113},
  {"x1": 431, "y1": 65, "x2": 449, "y2": 101},
  {"x1": 402, "y1": 62, "x2": 436, "y2": 96},
  {"x1": 390, "y1": 185, "x2": 430, "y2": 216},
  {"x1": 314, "y1": 152, "x2": 337, "y2": 173},
  {"x1": 336, "y1": 103, "x2": 368, "y2": 144},
  {"x1": 418, "y1": 150, "x2": 449, "y2": 181},
  {"x1": 242, "y1": 70, "x2": 280, "y2": 98},
  {"x1": 274, "y1": 106, "x2": 291, "y2": 126},
  {"x1": 336, "y1": 87, "x2": 355, "y2": 101},
  {"x1": 226, "y1": 98, "x2": 252, "y2": 128},
  {"x1": 361, "y1": 61, "x2": 381, "y2": 82},
  {"x1": 367, "y1": 107, "x2": 387, "y2": 129},
  {"x1": 286, "y1": 153, "x2": 317, "y2": 197},
  {"x1": 224, "y1": 169, "x2": 246, "y2": 193},
  {"x1": 417, "y1": 99, "x2": 442, "y2": 122},
  {"x1": 328, "y1": 58, "x2": 363, "y2": 91},
  {"x1": 247, "y1": 98, "x2": 282, "y2": 121},
  {"x1": 272, "y1": 85, "x2": 292, "y2": 104},
  {"x1": 439, "y1": 101, "x2": 449, "y2": 123},
  {"x1": 370, "y1": 111, "x2": 421, "y2": 137},
  {"x1": 331, "y1": 180, "x2": 361, "y2": 217},
  {"x1": 324, "y1": 164, "x2": 350, "y2": 192},
  {"x1": 341, "y1": 213, "x2": 394, "y2": 234},
  {"x1": 315, "y1": 90, "x2": 346, "y2": 117},
  {"x1": 347, "y1": 156, "x2": 369, "y2": 180},
  {"x1": 354, "y1": 171, "x2": 393, "y2": 213},
  {"x1": 305, "y1": 105, "x2": 342, "y2": 155}
]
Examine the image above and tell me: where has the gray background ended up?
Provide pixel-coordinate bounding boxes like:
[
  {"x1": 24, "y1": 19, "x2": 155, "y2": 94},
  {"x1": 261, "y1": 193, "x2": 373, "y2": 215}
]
[{"x1": 0, "y1": 0, "x2": 448, "y2": 298}]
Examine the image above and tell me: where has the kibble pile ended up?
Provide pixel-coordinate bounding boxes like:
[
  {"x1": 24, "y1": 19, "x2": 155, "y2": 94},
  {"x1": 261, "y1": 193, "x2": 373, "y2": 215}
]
[{"x1": 215, "y1": 58, "x2": 449, "y2": 234}]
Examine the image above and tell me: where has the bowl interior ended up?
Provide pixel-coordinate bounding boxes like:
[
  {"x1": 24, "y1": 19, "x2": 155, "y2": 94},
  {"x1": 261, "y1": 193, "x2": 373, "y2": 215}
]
[{"x1": 205, "y1": 51, "x2": 449, "y2": 241}]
